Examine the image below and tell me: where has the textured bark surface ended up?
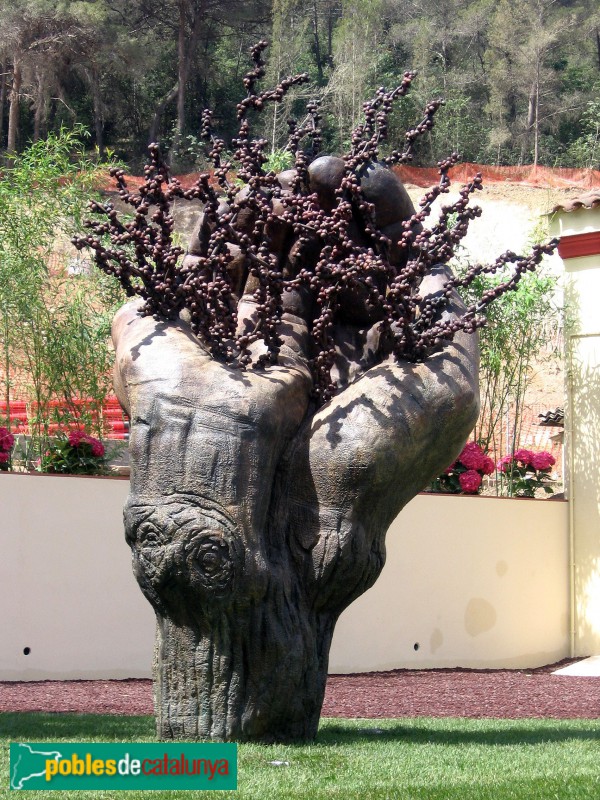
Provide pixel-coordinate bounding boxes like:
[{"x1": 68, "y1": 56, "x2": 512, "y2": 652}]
[{"x1": 111, "y1": 166, "x2": 480, "y2": 742}]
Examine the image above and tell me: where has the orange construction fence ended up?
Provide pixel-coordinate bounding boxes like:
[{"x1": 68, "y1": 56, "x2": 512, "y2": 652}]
[
  {"x1": 393, "y1": 163, "x2": 600, "y2": 190},
  {"x1": 99, "y1": 163, "x2": 600, "y2": 192}
]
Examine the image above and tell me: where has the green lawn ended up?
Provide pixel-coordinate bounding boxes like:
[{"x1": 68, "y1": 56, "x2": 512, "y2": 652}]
[{"x1": 1, "y1": 713, "x2": 599, "y2": 799}]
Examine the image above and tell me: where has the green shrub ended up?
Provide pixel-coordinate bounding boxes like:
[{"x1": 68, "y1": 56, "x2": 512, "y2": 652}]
[{"x1": 0, "y1": 127, "x2": 125, "y2": 470}]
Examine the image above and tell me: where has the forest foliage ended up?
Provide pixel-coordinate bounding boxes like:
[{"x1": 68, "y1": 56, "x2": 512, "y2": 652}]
[{"x1": 0, "y1": 0, "x2": 598, "y2": 169}]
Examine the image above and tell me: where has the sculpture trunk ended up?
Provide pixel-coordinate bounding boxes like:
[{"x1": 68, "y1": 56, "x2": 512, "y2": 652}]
[
  {"x1": 152, "y1": 592, "x2": 336, "y2": 742},
  {"x1": 113, "y1": 265, "x2": 479, "y2": 744}
]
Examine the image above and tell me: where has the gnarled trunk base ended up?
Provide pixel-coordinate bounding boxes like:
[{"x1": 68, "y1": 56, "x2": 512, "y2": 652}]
[{"x1": 152, "y1": 611, "x2": 335, "y2": 742}]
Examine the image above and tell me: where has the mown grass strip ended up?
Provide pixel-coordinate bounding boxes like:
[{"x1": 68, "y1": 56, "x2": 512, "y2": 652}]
[{"x1": 1, "y1": 713, "x2": 598, "y2": 799}]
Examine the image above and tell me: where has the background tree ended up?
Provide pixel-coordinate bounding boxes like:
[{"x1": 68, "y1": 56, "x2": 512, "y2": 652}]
[
  {"x1": 566, "y1": 86, "x2": 600, "y2": 167},
  {"x1": 486, "y1": 0, "x2": 567, "y2": 165},
  {"x1": 263, "y1": 0, "x2": 319, "y2": 153},
  {"x1": 1, "y1": 0, "x2": 599, "y2": 167},
  {"x1": 130, "y1": 0, "x2": 270, "y2": 162},
  {"x1": 326, "y1": 0, "x2": 386, "y2": 147}
]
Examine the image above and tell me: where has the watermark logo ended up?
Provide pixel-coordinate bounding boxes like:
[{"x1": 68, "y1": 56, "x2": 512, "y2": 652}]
[{"x1": 10, "y1": 742, "x2": 237, "y2": 791}]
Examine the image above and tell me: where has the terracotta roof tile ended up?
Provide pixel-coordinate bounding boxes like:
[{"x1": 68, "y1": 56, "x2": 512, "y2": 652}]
[
  {"x1": 538, "y1": 408, "x2": 564, "y2": 426},
  {"x1": 550, "y1": 191, "x2": 600, "y2": 214}
]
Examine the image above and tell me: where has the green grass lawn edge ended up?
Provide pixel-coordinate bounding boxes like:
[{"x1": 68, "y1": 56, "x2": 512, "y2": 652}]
[{"x1": 1, "y1": 713, "x2": 599, "y2": 800}]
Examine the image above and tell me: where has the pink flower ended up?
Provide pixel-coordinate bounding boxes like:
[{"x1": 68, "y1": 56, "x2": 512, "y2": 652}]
[
  {"x1": 459, "y1": 469, "x2": 482, "y2": 493},
  {"x1": 530, "y1": 451, "x2": 555, "y2": 471},
  {"x1": 67, "y1": 430, "x2": 104, "y2": 458},
  {"x1": 89, "y1": 438, "x2": 105, "y2": 458},
  {"x1": 0, "y1": 451, "x2": 9, "y2": 463},
  {"x1": 458, "y1": 442, "x2": 485, "y2": 471},
  {"x1": 481, "y1": 456, "x2": 495, "y2": 475},
  {"x1": 68, "y1": 430, "x2": 86, "y2": 447},
  {"x1": 513, "y1": 449, "x2": 534, "y2": 465},
  {"x1": 0, "y1": 430, "x2": 14, "y2": 451},
  {"x1": 497, "y1": 454, "x2": 513, "y2": 472}
]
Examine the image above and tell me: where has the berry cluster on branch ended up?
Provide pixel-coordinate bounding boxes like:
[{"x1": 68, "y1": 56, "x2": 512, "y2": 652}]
[{"x1": 73, "y1": 42, "x2": 558, "y2": 405}]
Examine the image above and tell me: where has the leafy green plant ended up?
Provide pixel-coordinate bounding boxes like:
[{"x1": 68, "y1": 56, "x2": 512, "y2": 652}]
[
  {"x1": 39, "y1": 429, "x2": 108, "y2": 475},
  {"x1": 566, "y1": 86, "x2": 600, "y2": 169},
  {"x1": 431, "y1": 444, "x2": 557, "y2": 498},
  {"x1": 431, "y1": 441, "x2": 495, "y2": 494},
  {"x1": 443, "y1": 212, "x2": 562, "y2": 499},
  {"x1": 166, "y1": 128, "x2": 213, "y2": 172},
  {"x1": 264, "y1": 147, "x2": 294, "y2": 173},
  {"x1": 454, "y1": 263, "x2": 559, "y2": 488},
  {"x1": 0, "y1": 126, "x2": 125, "y2": 470},
  {"x1": 497, "y1": 449, "x2": 556, "y2": 497}
]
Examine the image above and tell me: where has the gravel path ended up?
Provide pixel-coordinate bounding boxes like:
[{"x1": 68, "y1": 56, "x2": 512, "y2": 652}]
[{"x1": 1, "y1": 660, "x2": 599, "y2": 720}]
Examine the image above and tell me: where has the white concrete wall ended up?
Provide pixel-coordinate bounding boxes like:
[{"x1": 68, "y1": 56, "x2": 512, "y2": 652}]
[
  {"x1": 0, "y1": 473, "x2": 153, "y2": 681},
  {"x1": 0, "y1": 474, "x2": 569, "y2": 680},
  {"x1": 551, "y1": 205, "x2": 600, "y2": 657},
  {"x1": 569, "y1": 334, "x2": 600, "y2": 655},
  {"x1": 331, "y1": 494, "x2": 569, "y2": 671}
]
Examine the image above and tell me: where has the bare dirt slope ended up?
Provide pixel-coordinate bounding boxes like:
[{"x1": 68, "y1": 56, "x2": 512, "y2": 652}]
[{"x1": 404, "y1": 182, "x2": 570, "y2": 266}]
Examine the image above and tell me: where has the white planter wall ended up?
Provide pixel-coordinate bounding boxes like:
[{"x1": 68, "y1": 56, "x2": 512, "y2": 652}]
[
  {"x1": 0, "y1": 474, "x2": 569, "y2": 680},
  {"x1": 1, "y1": 474, "x2": 153, "y2": 681},
  {"x1": 331, "y1": 494, "x2": 570, "y2": 671}
]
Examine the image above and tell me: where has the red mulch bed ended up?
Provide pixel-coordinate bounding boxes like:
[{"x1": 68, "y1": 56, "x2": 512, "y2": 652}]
[{"x1": 1, "y1": 660, "x2": 599, "y2": 719}]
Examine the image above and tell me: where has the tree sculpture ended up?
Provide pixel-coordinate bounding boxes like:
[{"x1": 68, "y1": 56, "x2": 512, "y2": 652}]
[{"x1": 74, "y1": 42, "x2": 556, "y2": 742}]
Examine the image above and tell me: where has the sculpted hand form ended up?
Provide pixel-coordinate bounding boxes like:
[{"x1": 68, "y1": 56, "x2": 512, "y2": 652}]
[{"x1": 111, "y1": 161, "x2": 479, "y2": 742}]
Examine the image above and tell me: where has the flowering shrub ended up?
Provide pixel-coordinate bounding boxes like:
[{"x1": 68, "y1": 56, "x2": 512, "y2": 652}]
[
  {"x1": 431, "y1": 442, "x2": 557, "y2": 497},
  {"x1": 431, "y1": 441, "x2": 495, "y2": 494},
  {"x1": 39, "y1": 429, "x2": 107, "y2": 475},
  {"x1": 497, "y1": 449, "x2": 556, "y2": 498},
  {"x1": 0, "y1": 426, "x2": 15, "y2": 471}
]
